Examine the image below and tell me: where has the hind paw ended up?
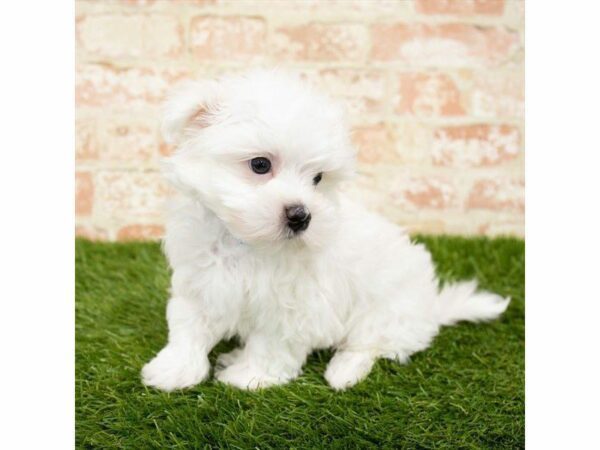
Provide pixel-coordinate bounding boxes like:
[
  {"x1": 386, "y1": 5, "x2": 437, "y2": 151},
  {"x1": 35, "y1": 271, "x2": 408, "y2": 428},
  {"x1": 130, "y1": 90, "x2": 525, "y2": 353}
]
[{"x1": 325, "y1": 351, "x2": 375, "y2": 390}]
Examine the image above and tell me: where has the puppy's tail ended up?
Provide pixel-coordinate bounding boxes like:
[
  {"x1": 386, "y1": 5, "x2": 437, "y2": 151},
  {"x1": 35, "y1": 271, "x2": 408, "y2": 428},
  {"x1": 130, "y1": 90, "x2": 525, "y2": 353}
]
[{"x1": 434, "y1": 281, "x2": 510, "y2": 327}]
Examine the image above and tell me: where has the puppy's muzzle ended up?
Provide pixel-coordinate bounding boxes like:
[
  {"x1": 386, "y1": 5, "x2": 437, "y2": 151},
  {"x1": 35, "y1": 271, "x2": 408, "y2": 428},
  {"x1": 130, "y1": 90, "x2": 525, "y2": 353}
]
[{"x1": 285, "y1": 204, "x2": 311, "y2": 233}]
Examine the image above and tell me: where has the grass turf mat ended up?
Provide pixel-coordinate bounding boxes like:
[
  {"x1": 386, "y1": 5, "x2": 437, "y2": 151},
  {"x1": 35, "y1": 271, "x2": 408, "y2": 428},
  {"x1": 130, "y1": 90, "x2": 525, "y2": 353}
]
[{"x1": 76, "y1": 236, "x2": 524, "y2": 449}]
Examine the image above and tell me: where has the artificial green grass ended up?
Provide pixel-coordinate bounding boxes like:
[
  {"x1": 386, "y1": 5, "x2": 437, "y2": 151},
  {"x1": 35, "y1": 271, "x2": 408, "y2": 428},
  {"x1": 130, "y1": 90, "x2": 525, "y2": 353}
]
[{"x1": 76, "y1": 236, "x2": 524, "y2": 449}]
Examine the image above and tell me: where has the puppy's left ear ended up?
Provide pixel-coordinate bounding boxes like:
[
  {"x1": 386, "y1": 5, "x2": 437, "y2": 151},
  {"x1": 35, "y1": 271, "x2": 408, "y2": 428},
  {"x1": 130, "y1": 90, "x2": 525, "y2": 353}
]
[{"x1": 161, "y1": 79, "x2": 222, "y2": 145}]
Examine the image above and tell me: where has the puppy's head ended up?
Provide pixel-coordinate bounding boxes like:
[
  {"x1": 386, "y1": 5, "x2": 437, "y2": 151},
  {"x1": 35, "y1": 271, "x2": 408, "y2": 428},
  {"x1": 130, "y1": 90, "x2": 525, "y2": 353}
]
[{"x1": 161, "y1": 69, "x2": 356, "y2": 249}]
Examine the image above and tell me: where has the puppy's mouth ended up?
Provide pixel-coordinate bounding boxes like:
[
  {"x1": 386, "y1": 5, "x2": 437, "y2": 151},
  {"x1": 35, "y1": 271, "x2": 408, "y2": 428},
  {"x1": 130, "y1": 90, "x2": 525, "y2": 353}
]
[
  {"x1": 284, "y1": 219, "x2": 311, "y2": 240},
  {"x1": 282, "y1": 224, "x2": 311, "y2": 241},
  {"x1": 285, "y1": 230, "x2": 303, "y2": 240}
]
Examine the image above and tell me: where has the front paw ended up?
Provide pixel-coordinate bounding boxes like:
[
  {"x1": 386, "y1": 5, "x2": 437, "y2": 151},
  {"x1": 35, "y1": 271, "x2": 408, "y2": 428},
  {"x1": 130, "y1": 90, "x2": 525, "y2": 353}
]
[
  {"x1": 142, "y1": 345, "x2": 209, "y2": 391},
  {"x1": 215, "y1": 363, "x2": 289, "y2": 390}
]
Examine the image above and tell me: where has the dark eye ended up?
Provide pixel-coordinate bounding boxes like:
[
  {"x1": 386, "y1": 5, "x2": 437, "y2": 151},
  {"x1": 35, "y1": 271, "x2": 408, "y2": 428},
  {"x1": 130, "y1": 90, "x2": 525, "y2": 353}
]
[
  {"x1": 250, "y1": 157, "x2": 271, "y2": 174},
  {"x1": 313, "y1": 172, "x2": 323, "y2": 185}
]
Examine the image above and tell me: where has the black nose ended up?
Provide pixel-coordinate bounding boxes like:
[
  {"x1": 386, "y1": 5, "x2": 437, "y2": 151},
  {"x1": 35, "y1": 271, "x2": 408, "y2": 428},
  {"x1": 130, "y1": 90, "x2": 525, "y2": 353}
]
[{"x1": 285, "y1": 204, "x2": 311, "y2": 232}]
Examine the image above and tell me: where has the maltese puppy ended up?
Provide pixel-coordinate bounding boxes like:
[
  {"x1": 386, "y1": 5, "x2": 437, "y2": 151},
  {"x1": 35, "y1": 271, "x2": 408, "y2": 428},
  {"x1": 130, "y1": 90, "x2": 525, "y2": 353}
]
[{"x1": 142, "y1": 69, "x2": 509, "y2": 391}]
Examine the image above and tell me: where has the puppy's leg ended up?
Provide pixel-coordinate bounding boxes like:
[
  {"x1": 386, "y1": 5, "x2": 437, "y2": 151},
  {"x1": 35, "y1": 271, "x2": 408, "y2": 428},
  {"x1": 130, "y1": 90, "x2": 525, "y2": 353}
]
[
  {"x1": 215, "y1": 334, "x2": 307, "y2": 390},
  {"x1": 325, "y1": 350, "x2": 376, "y2": 390},
  {"x1": 215, "y1": 347, "x2": 244, "y2": 369},
  {"x1": 325, "y1": 308, "x2": 439, "y2": 390},
  {"x1": 142, "y1": 296, "x2": 229, "y2": 391}
]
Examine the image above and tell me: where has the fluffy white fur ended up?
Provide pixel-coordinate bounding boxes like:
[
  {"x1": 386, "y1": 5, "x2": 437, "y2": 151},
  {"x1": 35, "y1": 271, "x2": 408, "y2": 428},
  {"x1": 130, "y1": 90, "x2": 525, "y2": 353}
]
[{"x1": 142, "y1": 69, "x2": 510, "y2": 391}]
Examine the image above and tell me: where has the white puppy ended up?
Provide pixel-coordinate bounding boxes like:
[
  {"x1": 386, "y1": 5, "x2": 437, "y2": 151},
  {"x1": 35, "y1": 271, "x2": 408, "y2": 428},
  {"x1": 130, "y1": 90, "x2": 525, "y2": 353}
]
[{"x1": 142, "y1": 69, "x2": 509, "y2": 391}]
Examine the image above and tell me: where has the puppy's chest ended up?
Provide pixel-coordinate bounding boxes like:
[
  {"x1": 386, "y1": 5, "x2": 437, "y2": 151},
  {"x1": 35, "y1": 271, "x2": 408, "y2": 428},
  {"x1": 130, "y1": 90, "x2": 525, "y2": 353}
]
[{"x1": 237, "y1": 255, "x2": 349, "y2": 345}]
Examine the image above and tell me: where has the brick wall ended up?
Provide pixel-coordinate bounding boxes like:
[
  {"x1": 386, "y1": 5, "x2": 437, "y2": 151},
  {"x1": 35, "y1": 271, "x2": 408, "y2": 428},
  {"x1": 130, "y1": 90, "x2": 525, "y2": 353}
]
[{"x1": 75, "y1": 0, "x2": 524, "y2": 241}]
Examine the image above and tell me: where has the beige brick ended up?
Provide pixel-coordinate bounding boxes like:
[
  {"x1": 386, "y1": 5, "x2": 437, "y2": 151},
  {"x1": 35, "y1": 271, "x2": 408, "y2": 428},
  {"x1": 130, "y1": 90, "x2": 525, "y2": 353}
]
[
  {"x1": 395, "y1": 72, "x2": 465, "y2": 116},
  {"x1": 76, "y1": 172, "x2": 94, "y2": 216},
  {"x1": 467, "y1": 70, "x2": 524, "y2": 118},
  {"x1": 190, "y1": 16, "x2": 266, "y2": 61},
  {"x1": 99, "y1": 120, "x2": 157, "y2": 163},
  {"x1": 504, "y1": 0, "x2": 525, "y2": 28},
  {"x1": 352, "y1": 123, "x2": 399, "y2": 164},
  {"x1": 302, "y1": 69, "x2": 387, "y2": 115},
  {"x1": 478, "y1": 219, "x2": 525, "y2": 237},
  {"x1": 404, "y1": 219, "x2": 448, "y2": 235},
  {"x1": 467, "y1": 178, "x2": 524, "y2": 212},
  {"x1": 184, "y1": 0, "x2": 217, "y2": 5},
  {"x1": 220, "y1": 0, "x2": 409, "y2": 13},
  {"x1": 94, "y1": 171, "x2": 170, "y2": 219},
  {"x1": 392, "y1": 121, "x2": 433, "y2": 164},
  {"x1": 272, "y1": 23, "x2": 368, "y2": 62},
  {"x1": 117, "y1": 224, "x2": 165, "y2": 240},
  {"x1": 75, "y1": 119, "x2": 99, "y2": 161},
  {"x1": 415, "y1": 0, "x2": 505, "y2": 15},
  {"x1": 75, "y1": 64, "x2": 190, "y2": 107},
  {"x1": 76, "y1": 225, "x2": 109, "y2": 241},
  {"x1": 122, "y1": 0, "x2": 158, "y2": 5},
  {"x1": 432, "y1": 124, "x2": 520, "y2": 167},
  {"x1": 370, "y1": 23, "x2": 519, "y2": 67},
  {"x1": 77, "y1": 14, "x2": 183, "y2": 59},
  {"x1": 389, "y1": 176, "x2": 457, "y2": 211}
]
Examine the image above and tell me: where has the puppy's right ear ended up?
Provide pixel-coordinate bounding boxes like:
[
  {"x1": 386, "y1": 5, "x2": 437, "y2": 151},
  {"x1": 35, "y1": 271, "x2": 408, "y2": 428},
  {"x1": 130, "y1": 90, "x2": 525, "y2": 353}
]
[{"x1": 161, "y1": 79, "x2": 221, "y2": 145}]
